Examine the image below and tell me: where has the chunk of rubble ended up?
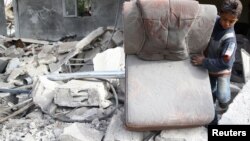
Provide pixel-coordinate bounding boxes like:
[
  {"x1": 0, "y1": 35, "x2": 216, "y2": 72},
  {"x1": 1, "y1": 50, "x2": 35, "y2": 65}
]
[
  {"x1": 112, "y1": 30, "x2": 123, "y2": 46},
  {"x1": 0, "y1": 58, "x2": 8, "y2": 73},
  {"x1": 65, "y1": 108, "x2": 105, "y2": 121},
  {"x1": 32, "y1": 76, "x2": 59, "y2": 112},
  {"x1": 5, "y1": 58, "x2": 20, "y2": 74},
  {"x1": 93, "y1": 47, "x2": 125, "y2": 71},
  {"x1": 60, "y1": 123, "x2": 104, "y2": 141},
  {"x1": 57, "y1": 80, "x2": 112, "y2": 108},
  {"x1": 33, "y1": 77, "x2": 112, "y2": 113},
  {"x1": 38, "y1": 54, "x2": 57, "y2": 65},
  {"x1": 4, "y1": 46, "x2": 25, "y2": 58},
  {"x1": 152, "y1": 127, "x2": 208, "y2": 141},
  {"x1": 57, "y1": 41, "x2": 78, "y2": 54},
  {"x1": 49, "y1": 27, "x2": 106, "y2": 72},
  {"x1": 7, "y1": 68, "x2": 25, "y2": 83},
  {"x1": 104, "y1": 110, "x2": 144, "y2": 141}
]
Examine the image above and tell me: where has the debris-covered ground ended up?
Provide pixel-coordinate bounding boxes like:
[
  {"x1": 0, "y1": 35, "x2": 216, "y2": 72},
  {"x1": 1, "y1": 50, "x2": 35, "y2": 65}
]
[{"x1": 0, "y1": 27, "x2": 250, "y2": 141}]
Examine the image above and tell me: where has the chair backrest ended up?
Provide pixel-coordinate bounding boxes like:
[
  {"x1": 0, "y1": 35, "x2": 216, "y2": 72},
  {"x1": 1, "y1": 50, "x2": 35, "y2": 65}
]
[{"x1": 123, "y1": 0, "x2": 217, "y2": 60}]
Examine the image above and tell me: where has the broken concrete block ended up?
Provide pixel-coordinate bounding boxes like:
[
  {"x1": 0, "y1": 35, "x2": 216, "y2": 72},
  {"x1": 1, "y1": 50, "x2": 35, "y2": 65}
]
[
  {"x1": 60, "y1": 123, "x2": 104, "y2": 141},
  {"x1": 112, "y1": 30, "x2": 123, "y2": 46},
  {"x1": 4, "y1": 46, "x2": 25, "y2": 58},
  {"x1": 32, "y1": 76, "x2": 59, "y2": 112},
  {"x1": 37, "y1": 45, "x2": 55, "y2": 58},
  {"x1": 65, "y1": 108, "x2": 105, "y2": 121},
  {"x1": 26, "y1": 64, "x2": 49, "y2": 78},
  {"x1": 7, "y1": 68, "x2": 25, "y2": 83},
  {"x1": 0, "y1": 82, "x2": 14, "y2": 89},
  {"x1": 93, "y1": 47, "x2": 125, "y2": 71},
  {"x1": 38, "y1": 54, "x2": 57, "y2": 65},
  {"x1": 57, "y1": 41, "x2": 78, "y2": 54},
  {"x1": 54, "y1": 88, "x2": 90, "y2": 107},
  {"x1": 0, "y1": 58, "x2": 8, "y2": 73},
  {"x1": 104, "y1": 110, "x2": 144, "y2": 141},
  {"x1": 219, "y1": 80, "x2": 250, "y2": 124},
  {"x1": 59, "y1": 80, "x2": 112, "y2": 108},
  {"x1": 100, "y1": 31, "x2": 116, "y2": 50},
  {"x1": 83, "y1": 47, "x2": 102, "y2": 62},
  {"x1": 101, "y1": 31, "x2": 112, "y2": 45},
  {"x1": 5, "y1": 58, "x2": 20, "y2": 74},
  {"x1": 154, "y1": 127, "x2": 208, "y2": 141}
]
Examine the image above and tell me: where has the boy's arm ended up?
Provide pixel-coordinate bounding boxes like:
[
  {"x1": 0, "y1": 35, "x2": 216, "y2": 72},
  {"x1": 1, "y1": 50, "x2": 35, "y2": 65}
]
[
  {"x1": 202, "y1": 57, "x2": 230, "y2": 72},
  {"x1": 202, "y1": 41, "x2": 236, "y2": 72}
]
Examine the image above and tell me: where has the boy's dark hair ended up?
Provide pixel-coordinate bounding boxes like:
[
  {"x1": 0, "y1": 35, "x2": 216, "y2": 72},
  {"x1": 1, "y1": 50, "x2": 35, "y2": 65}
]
[{"x1": 220, "y1": 0, "x2": 243, "y2": 18}]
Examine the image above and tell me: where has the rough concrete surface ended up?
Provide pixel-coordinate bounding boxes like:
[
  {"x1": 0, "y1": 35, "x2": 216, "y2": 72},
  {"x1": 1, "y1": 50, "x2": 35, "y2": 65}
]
[
  {"x1": 219, "y1": 80, "x2": 250, "y2": 124},
  {"x1": 154, "y1": 127, "x2": 208, "y2": 141},
  {"x1": 0, "y1": 0, "x2": 7, "y2": 35}
]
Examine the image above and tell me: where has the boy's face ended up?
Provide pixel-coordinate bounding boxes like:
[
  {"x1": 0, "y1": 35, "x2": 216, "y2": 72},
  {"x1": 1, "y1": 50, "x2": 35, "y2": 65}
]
[{"x1": 219, "y1": 12, "x2": 238, "y2": 29}]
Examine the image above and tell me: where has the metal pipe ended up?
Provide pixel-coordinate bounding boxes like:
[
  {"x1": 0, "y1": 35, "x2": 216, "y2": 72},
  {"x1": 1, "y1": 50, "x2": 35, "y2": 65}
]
[
  {"x1": 0, "y1": 88, "x2": 31, "y2": 94},
  {"x1": 46, "y1": 71, "x2": 125, "y2": 81}
]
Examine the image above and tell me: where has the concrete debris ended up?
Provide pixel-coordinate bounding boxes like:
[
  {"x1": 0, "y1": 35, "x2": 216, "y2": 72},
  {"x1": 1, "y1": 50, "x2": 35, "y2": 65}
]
[
  {"x1": 0, "y1": 118, "x2": 64, "y2": 141},
  {"x1": 104, "y1": 109, "x2": 144, "y2": 141},
  {"x1": 100, "y1": 31, "x2": 116, "y2": 51},
  {"x1": 219, "y1": 80, "x2": 250, "y2": 124},
  {"x1": 32, "y1": 76, "x2": 59, "y2": 112},
  {"x1": 6, "y1": 67, "x2": 25, "y2": 83},
  {"x1": 4, "y1": 46, "x2": 25, "y2": 58},
  {"x1": 1, "y1": 36, "x2": 50, "y2": 45},
  {"x1": 112, "y1": 30, "x2": 123, "y2": 46},
  {"x1": 33, "y1": 77, "x2": 112, "y2": 113},
  {"x1": 0, "y1": 82, "x2": 14, "y2": 89},
  {"x1": 152, "y1": 127, "x2": 208, "y2": 141},
  {"x1": 60, "y1": 123, "x2": 104, "y2": 141},
  {"x1": 0, "y1": 58, "x2": 8, "y2": 73},
  {"x1": 57, "y1": 41, "x2": 78, "y2": 54},
  {"x1": 5, "y1": 57, "x2": 20, "y2": 74},
  {"x1": 93, "y1": 47, "x2": 125, "y2": 71},
  {"x1": 38, "y1": 54, "x2": 57, "y2": 65},
  {"x1": 58, "y1": 80, "x2": 112, "y2": 108},
  {"x1": 65, "y1": 108, "x2": 105, "y2": 121},
  {"x1": 49, "y1": 27, "x2": 106, "y2": 73}
]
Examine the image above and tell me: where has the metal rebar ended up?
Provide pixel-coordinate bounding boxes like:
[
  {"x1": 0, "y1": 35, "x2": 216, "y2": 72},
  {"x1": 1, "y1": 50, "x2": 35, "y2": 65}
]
[{"x1": 46, "y1": 71, "x2": 125, "y2": 81}]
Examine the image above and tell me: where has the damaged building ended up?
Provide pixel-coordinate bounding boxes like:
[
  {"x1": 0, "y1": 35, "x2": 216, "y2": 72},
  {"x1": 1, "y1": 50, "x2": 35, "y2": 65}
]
[{"x1": 0, "y1": 0, "x2": 250, "y2": 141}]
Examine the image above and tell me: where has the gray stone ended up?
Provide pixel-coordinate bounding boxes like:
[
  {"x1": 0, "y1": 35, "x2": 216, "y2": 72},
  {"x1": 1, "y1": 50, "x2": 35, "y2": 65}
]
[
  {"x1": 5, "y1": 58, "x2": 20, "y2": 74},
  {"x1": 57, "y1": 41, "x2": 78, "y2": 54},
  {"x1": 0, "y1": 58, "x2": 8, "y2": 73},
  {"x1": 32, "y1": 76, "x2": 59, "y2": 112},
  {"x1": 104, "y1": 110, "x2": 144, "y2": 141},
  {"x1": 60, "y1": 123, "x2": 104, "y2": 141},
  {"x1": 112, "y1": 30, "x2": 123, "y2": 46},
  {"x1": 155, "y1": 127, "x2": 208, "y2": 141},
  {"x1": 93, "y1": 47, "x2": 125, "y2": 71}
]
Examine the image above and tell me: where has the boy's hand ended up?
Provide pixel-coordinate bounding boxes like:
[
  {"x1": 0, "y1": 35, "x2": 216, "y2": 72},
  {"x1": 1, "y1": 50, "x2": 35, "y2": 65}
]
[{"x1": 191, "y1": 55, "x2": 205, "y2": 66}]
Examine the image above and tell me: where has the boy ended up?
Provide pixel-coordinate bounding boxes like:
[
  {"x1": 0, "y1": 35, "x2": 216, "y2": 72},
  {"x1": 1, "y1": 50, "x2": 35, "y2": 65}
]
[{"x1": 191, "y1": 0, "x2": 243, "y2": 123}]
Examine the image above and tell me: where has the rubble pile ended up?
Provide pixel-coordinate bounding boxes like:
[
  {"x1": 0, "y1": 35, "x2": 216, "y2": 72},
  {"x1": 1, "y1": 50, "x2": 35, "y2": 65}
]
[
  {"x1": 0, "y1": 27, "x2": 132, "y2": 141},
  {"x1": 0, "y1": 27, "x2": 249, "y2": 140}
]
